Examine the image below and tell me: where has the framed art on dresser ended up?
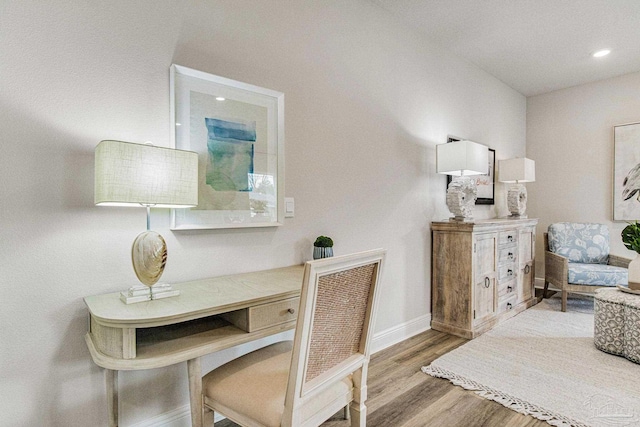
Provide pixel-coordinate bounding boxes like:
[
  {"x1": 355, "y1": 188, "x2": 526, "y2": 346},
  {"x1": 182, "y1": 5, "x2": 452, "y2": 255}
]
[
  {"x1": 170, "y1": 64, "x2": 285, "y2": 230},
  {"x1": 446, "y1": 137, "x2": 495, "y2": 205}
]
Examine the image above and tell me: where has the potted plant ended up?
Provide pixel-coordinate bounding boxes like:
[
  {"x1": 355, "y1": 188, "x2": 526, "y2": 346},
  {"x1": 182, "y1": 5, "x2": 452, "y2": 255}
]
[
  {"x1": 313, "y1": 236, "x2": 334, "y2": 259},
  {"x1": 621, "y1": 222, "x2": 640, "y2": 290}
]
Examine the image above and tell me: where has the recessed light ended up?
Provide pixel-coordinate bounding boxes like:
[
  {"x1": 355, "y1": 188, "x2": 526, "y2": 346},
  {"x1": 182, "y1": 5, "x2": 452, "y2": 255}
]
[
  {"x1": 593, "y1": 49, "x2": 611, "y2": 58},
  {"x1": 216, "y1": 97, "x2": 226, "y2": 101},
  {"x1": 176, "y1": 122, "x2": 182, "y2": 126}
]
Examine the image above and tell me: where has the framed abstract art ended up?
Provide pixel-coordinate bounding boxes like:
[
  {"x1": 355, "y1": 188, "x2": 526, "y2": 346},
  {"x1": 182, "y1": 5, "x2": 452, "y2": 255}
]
[{"x1": 170, "y1": 64, "x2": 284, "y2": 229}]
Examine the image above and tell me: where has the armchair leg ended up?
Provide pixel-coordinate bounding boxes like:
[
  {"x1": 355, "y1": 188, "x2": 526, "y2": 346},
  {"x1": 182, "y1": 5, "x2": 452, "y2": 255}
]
[
  {"x1": 543, "y1": 281, "x2": 550, "y2": 299},
  {"x1": 561, "y1": 290, "x2": 568, "y2": 312}
]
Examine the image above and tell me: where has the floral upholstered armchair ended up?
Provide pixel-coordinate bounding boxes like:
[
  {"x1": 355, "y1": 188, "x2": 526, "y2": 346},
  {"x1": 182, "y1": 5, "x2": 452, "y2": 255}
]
[{"x1": 543, "y1": 223, "x2": 630, "y2": 312}]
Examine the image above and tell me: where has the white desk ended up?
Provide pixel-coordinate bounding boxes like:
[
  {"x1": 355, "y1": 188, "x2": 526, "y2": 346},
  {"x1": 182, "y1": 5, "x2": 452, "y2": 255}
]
[{"x1": 84, "y1": 265, "x2": 304, "y2": 427}]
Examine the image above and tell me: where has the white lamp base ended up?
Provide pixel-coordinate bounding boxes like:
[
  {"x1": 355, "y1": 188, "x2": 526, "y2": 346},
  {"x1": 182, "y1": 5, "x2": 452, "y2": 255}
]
[
  {"x1": 120, "y1": 284, "x2": 180, "y2": 304},
  {"x1": 507, "y1": 184, "x2": 528, "y2": 217},
  {"x1": 446, "y1": 176, "x2": 478, "y2": 221}
]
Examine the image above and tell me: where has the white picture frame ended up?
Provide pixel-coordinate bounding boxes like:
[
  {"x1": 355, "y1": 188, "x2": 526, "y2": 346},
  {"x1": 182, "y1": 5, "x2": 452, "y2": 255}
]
[
  {"x1": 170, "y1": 64, "x2": 284, "y2": 230},
  {"x1": 614, "y1": 122, "x2": 640, "y2": 221}
]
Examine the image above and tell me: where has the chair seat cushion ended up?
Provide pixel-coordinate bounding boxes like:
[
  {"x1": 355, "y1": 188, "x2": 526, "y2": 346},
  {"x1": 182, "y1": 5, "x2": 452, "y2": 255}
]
[
  {"x1": 203, "y1": 341, "x2": 291, "y2": 427},
  {"x1": 202, "y1": 340, "x2": 353, "y2": 427},
  {"x1": 568, "y1": 263, "x2": 628, "y2": 286}
]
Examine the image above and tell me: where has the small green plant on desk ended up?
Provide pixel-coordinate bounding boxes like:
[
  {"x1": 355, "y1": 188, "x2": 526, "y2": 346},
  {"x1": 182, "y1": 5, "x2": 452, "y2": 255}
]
[{"x1": 313, "y1": 236, "x2": 334, "y2": 259}]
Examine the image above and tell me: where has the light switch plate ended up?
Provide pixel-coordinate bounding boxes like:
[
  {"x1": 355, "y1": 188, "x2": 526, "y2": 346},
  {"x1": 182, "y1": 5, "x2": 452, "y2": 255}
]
[{"x1": 285, "y1": 197, "x2": 294, "y2": 218}]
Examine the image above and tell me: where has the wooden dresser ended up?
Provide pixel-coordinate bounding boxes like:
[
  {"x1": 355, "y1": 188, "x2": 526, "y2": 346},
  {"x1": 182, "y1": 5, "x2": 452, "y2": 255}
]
[{"x1": 431, "y1": 218, "x2": 538, "y2": 339}]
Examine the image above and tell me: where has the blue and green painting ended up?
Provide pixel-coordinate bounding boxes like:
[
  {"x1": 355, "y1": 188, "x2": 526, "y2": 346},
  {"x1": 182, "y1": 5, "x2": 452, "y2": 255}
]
[{"x1": 204, "y1": 117, "x2": 255, "y2": 192}]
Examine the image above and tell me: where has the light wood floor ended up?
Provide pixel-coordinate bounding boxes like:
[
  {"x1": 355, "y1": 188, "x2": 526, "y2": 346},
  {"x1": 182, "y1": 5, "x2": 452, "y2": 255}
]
[{"x1": 216, "y1": 328, "x2": 549, "y2": 427}]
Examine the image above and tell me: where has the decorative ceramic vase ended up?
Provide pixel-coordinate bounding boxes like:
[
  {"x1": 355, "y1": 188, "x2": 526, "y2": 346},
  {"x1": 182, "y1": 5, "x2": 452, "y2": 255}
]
[
  {"x1": 313, "y1": 246, "x2": 333, "y2": 260},
  {"x1": 628, "y1": 254, "x2": 640, "y2": 291}
]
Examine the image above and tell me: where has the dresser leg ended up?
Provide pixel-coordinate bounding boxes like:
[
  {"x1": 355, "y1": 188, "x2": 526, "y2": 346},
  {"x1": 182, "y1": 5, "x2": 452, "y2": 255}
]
[
  {"x1": 106, "y1": 369, "x2": 118, "y2": 427},
  {"x1": 188, "y1": 358, "x2": 203, "y2": 427}
]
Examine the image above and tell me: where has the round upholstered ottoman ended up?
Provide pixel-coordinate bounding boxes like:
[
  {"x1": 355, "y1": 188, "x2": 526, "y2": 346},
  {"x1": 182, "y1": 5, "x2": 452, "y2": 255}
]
[{"x1": 594, "y1": 288, "x2": 640, "y2": 364}]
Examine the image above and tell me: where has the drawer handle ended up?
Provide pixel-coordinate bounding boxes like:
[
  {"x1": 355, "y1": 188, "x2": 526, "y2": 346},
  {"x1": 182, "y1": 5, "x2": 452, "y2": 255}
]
[
  {"x1": 507, "y1": 269, "x2": 513, "y2": 277},
  {"x1": 507, "y1": 302, "x2": 513, "y2": 310},
  {"x1": 524, "y1": 265, "x2": 531, "y2": 274},
  {"x1": 287, "y1": 308, "x2": 296, "y2": 314},
  {"x1": 507, "y1": 285, "x2": 513, "y2": 293},
  {"x1": 507, "y1": 252, "x2": 514, "y2": 260},
  {"x1": 507, "y1": 235, "x2": 514, "y2": 242},
  {"x1": 484, "y1": 277, "x2": 490, "y2": 288}
]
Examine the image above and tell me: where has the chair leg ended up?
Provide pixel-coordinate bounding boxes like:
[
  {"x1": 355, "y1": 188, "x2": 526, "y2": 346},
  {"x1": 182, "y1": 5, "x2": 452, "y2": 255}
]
[
  {"x1": 350, "y1": 367, "x2": 367, "y2": 427},
  {"x1": 344, "y1": 405, "x2": 351, "y2": 420},
  {"x1": 561, "y1": 290, "x2": 568, "y2": 312},
  {"x1": 349, "y1": 402, "x2": 366, "y2": 427},
  {"x1": 543, "y1": 281, "x2": 550, "y2": 299}
]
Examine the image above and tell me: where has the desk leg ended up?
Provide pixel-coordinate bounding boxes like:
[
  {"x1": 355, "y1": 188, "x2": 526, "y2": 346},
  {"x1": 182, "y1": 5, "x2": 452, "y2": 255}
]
[
  {"x1": 106, "y1": 369, "x2": 118, "y2": 427},
  {"x1": 187, "y1": 358, "x2": 203, "y2": 427}
]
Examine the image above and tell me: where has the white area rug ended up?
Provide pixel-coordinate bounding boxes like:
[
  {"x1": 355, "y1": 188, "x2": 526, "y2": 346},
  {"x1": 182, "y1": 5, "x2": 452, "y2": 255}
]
[{"x1": 422, "y1": 296, "x2": 640, "y2": 427}]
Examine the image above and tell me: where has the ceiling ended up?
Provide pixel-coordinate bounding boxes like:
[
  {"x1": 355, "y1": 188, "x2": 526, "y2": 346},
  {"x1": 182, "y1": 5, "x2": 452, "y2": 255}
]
[{"x1": 372, "y1": 0, "x2": 640, "y2": 96}]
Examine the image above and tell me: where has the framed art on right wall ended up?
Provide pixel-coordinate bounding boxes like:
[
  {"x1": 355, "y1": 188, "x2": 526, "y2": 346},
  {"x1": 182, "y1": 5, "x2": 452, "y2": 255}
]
[{"x1": 614, "y1": 122, "x2": 640, "y2": 220}]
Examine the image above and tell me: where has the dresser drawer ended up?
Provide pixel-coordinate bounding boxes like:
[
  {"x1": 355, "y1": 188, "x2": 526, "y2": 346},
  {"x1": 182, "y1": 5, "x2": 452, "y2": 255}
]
[
  {"x1": 221, "y1": 297, "x2": 300, "y2": 332},
  {"x1": 498, "y1": 264, "x2": 516, "y2": 282},
  {"x1": 498, "y1": 294, "x2": 517, "y2": 314},
  {"x1": 498, "y1": 246, "x2": 517, "y2": 264},
  {"x1": 498, "y1": 279, "x2": 517, "y2": 299},
  {"x1": 498, "y1": 230, "x2": 518, "y2": 246}
]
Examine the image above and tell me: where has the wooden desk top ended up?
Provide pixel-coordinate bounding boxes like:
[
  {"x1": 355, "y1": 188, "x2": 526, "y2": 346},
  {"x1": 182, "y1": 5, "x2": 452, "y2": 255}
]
[
  {"x1": 85, "y1": 265, "x2": 305, "y2": 329},
  {"x1": 85, "y1": 265, "x2": 305, "y2": 370}
]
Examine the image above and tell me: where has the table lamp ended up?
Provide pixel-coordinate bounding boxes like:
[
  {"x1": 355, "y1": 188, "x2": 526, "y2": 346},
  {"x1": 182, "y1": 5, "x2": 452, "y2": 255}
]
[
  {"x1": 436, "y1": 140, "x2": 489, "y2": 221},
  {"x1": 498, "y1": 157, "x2": 535, "y2": 218},
  {"x1": 95, "y1": 140, "x2": 198, "y2": 302}
]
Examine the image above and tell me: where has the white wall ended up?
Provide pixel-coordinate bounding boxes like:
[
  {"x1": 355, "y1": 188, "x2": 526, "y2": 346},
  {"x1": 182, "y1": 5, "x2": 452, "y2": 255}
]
[
  {"x1": 0, "y1": 1, "x2": 525, "y2": 425},
  {"x1": 527, "y1": 71, "x2": 640, "y2": 274}
]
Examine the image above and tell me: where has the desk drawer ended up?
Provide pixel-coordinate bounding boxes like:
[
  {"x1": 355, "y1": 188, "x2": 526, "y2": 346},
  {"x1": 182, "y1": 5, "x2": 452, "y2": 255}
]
[{"x1": 221, "y1": 297, "x2": 300, "y2": 332}]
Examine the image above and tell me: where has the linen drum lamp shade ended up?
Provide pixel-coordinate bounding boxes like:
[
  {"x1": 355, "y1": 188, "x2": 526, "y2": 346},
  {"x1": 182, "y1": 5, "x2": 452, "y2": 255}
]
[
  {"x1": 95, "y1": 140, "x2": 198, "y2": 208},
  {"x1": 94, "y1": 140, "x2": 198, "y2": 298},
  {"x1": 436, "y1": 140, "x2": 488, "y2": 221},
  {"x1": 499, "y1": 157, "x2": 535, "y2": 183},
  {"x1": 436, "y1": 140, "x2": 489, "y2": 177},
  {"x1": 498, "y1": 157, "x2": 535, "y2": 217}
]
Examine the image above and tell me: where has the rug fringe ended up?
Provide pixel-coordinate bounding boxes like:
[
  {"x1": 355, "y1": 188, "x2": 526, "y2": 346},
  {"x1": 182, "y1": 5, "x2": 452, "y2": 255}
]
[{"x1": 421, "y1": 365, "x2": 590, "y2": 427}]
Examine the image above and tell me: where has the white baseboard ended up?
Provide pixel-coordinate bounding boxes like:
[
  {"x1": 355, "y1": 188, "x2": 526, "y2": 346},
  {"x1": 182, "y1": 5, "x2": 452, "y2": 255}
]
[
  {"x1": 130, "y1": 404, "x2": 226, "y2": 427},
  {"x1": 371, "y1": 313, "x2": 432, "y2": 353},
  {"x1": 130, "y1": 314, "x2": 432, "y2": 427},
  {"x1": 129, "y1": 404, "x2": 192, "y2": 427}
]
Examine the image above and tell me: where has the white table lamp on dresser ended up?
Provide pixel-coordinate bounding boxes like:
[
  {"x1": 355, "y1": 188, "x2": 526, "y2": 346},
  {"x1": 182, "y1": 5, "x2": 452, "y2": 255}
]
[
  {"x1": 94, "y1": 140, "x2": 198, "y2": 302},
  {"x1": 436, "y1": 140, "x2": 489, "y2": 221},
  {"x1": 498, "y1": 157, "x2": 535, "y2": 218}
]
